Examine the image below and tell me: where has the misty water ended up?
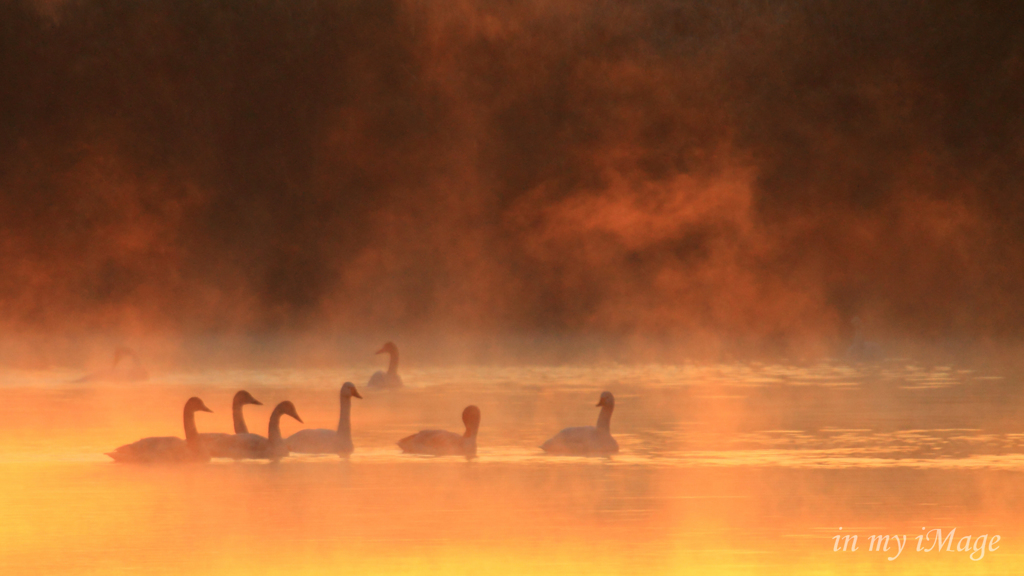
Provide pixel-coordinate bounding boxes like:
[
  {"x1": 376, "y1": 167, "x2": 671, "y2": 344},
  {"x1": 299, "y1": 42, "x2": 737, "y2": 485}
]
[
  {"x1": 4, "y1": 0, "x2": 1023, "y2": 573},
  {"x1": 1, "y1": 359, "x2": 1023, "y2": 575}
]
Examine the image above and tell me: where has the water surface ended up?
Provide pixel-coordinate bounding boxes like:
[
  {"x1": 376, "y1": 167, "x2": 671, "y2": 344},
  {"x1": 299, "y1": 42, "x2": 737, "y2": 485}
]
[{"x1": 1, "y1": 361, "x2": 1022, "y2": 574}]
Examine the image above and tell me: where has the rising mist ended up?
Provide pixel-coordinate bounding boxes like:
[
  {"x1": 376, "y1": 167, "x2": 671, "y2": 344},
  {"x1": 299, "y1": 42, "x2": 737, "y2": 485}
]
[{"x1": 1, "y1": 0, "x2": 1023, "y2": 358}]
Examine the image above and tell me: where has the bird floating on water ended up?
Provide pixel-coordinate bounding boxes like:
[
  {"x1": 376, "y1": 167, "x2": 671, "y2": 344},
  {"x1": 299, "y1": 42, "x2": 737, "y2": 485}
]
[
  {"x1": 75, "y1": 346, "x2": 149, "y2": 383},
  {"x1": 541, "y1": 391, "x2": 619, "y2": 456},
  {"x1": 243, "y1": 401, "x2": 304, "y2": 461},
  {"x1": 106, "y1": 397, "x2": 213, "y2": 463},
  {"x1": 208, "y1": 401, "x2": 303, "y2": 461},
  {"x1": 846, "y1": 316, "x2": 883, "y2": 361},
  {"x1": 398, "y1": 405, "x2": 480, "y2": 458},
  {"x1": 286, "y1": 382, "x2": 362, "y2": 455},
  {"x1": 366, "y1": 342, "x2": 403, "y2": 389},
  {"x1": 198, "y1": 390, "x2": 264, "y2": 458}
]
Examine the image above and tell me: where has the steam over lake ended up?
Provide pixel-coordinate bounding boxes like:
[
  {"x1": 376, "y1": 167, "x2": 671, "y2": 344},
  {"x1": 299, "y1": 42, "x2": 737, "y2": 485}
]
[{"x1": 1, "y1": 360, "x2": 1021, "y2": 574}]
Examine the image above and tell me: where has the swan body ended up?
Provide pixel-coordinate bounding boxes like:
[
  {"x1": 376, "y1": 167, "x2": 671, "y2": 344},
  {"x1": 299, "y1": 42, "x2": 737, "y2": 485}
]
[
  {"x1": 846, "y1": 316, "x2": 882, "y2": 361},
  {"x1": 206, "y1": 432, "x2": 269, "y2": 459},
  {"x1": 106, "y1": 397, "x2": 213, "y2": 463},
  {"x1": 542, "y1": 391, "x2": 619, "y2": 456},
  {"x1": 256, "y1": 399, "x2": 307, "y2": 457},
  {"x1": 75, "y1": 346, "x2": 149, "y2": 383},
  {"x1": 226, "y1": 401, "x2": 303, "y2": 460},
  {"x1": 199, "y1": 390, "x2": 264, "y2": 458},
  {"x1": 287, "y1": 382, "x2": 362, "y2": 455},
  {"x1": 398, "y1": 405, "x2": 480, "y2": 457},
  {"x1": 367, "y1": 342, "x2": 403, "y2": 389}
]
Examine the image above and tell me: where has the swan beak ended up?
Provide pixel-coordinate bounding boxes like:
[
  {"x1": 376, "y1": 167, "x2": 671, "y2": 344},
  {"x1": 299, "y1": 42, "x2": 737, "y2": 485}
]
[
  {"x1": 294, "y1": 414, "x2": 304, "y2": 424},
  {"x1": 352, "y1": 390, "x2": 363, "y2": 399},
  {"x1": 200, "y1": 405, "x2": 213, "y2": 413},
  {"x1": 375, "y1": 348, "x2": 386, "y2": 354},
  {"x1": 251, "y1": 399, "x2": 263, "y2": 406}
]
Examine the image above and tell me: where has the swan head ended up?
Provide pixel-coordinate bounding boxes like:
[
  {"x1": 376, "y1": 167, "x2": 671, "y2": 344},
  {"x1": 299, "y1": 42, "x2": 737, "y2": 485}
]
[
  {"x1": 462, "y1": 405, "x2": 481, "y2": 433},
  {"x1": 376, "y1": 342, "x2": 398, "y2": 355},
  {"x1": 232, "y1": 390, "x2": 263, "y2": 408},
  {"x1": 341, "y1": 381, "x2": 362, "y2": 399},
  {"x1": 185, "y1": 397, "x2": 213, "y2": 414},
  {"x1": 596, "y1": 391, "x2": 615, "y2": 408},
  {"x1": 274, "y1": 401, "x2": 304, "y2": 424}
]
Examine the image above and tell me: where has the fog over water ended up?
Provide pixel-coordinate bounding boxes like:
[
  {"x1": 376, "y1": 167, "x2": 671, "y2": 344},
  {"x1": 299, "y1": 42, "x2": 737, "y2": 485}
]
[
  {"x1": 1, "y1": 0, "x2": 1023, "y2": 360},
  {"x1": 3, "y1": 3, "x2": 1024, "y2": 575},
  {"x1": 3, "y1": 363, "x2": 1024, "y2": 575}
]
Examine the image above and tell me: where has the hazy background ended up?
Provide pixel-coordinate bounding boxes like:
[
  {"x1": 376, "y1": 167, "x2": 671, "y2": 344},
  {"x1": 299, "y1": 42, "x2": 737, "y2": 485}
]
[{"x1": 2, "y1": 0, "x2": 1023, "y2": 363}]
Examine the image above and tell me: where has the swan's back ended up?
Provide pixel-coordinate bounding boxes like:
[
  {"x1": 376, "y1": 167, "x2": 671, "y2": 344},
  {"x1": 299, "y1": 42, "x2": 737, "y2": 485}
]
[
  {"x1": 106, "y1": 436, "x2": 207, "y2": 463},
  {"x1": 76, "y1": 348, "x2": 149, "y2": 383},
  {"x1": 198, "y1": 432, "x2": 231, "y2": 454},
  {"x1": 200, "y1": 432, "x2": 269, "y2": 459},
  {"x1": 398, "y1": 429, "x2": 467, "y2": 455},
  {"x1": 367, "y1": 371, "x2": 402, "y2": 389},
  {"x1": 74, "y1": 366, "x2": 149, "y2": 383},
  {"x1": 541, "y1": 426, "x2": 619, "y2": 456},
  {"x1": 287, "y1": 428, "x2": 352, "y2": 454},
  {"x1": 846, "y1": 339, "x2": 883, "y2": 361}
]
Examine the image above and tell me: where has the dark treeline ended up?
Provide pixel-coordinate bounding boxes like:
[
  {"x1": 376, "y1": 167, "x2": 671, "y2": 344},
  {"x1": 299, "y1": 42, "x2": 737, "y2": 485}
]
[{"x1": 1, "y1": 0, "x2": 1023, "y2": 345}]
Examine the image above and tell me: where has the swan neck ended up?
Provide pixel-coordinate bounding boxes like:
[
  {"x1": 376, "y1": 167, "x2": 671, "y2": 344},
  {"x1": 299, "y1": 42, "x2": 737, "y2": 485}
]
[
  {"x1": 336, "y1": 396, "x2": 352, "y2": 440},
  {"x1": 232, "y1": 402, "x2": 249, "y2": 434},
  {"x1": 464, "y1": 421, "x2": 479, "y2": 439},
  {"x1": 596, "y1": 404, "x2": 613, "y2": 432},
  {"x1": 183, "y1": 408, "x2": 199, "y2": 443},
  {"x1": 387, "y1": 350, "x2": 399, "y2": 374},
  {"x1": 268, "y1": 409, "x2": 284, "y2": 444}
]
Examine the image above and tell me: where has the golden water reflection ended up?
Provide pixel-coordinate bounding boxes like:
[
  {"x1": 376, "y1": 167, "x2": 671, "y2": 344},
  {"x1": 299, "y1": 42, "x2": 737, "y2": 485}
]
[{"x1": 1, "y1": 361, "x2": 1023, "y2": 574}]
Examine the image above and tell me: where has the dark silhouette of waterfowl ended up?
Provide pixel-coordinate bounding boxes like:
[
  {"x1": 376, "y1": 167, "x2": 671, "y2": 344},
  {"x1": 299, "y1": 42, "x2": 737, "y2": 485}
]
[
  {"x1": 398, "y1": 405, "x2": 480, "y2": 457},
  {"x1": 213, "y1": 401, "x2": 303, "y2": 461},
  {"x1": 75, "y1": 346, "x2": 149, "y2": 383},
  {"x1": 366, "y1": 342, "x2": 403, "y2": 389},
  {"x1": 541, "y1": 391, "x2": 619, "y2": 456},
  {"x1": 106, "y1": 397, "x2": 213, "y2": 463},
  {"x1": 198, "y1": 390, "x2": 263, "y2": 458},
  {"x1": 286, "y1": 382, "x2": 362, "y2": 455}
]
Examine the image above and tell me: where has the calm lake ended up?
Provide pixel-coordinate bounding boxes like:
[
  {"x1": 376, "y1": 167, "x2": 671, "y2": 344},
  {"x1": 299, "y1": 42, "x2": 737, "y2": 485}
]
[{"x1": 1, "y1": 360, "x2": 1022, "y2": 574}]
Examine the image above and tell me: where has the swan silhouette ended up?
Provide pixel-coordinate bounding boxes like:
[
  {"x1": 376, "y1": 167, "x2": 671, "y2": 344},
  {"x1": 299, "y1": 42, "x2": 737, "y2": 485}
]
[
  {"x1": 541, "y1": 391, "x2": 619, "y2": 456},
  {"x1": 106, "y1": 397, "x2": 213, "y2": 463},
  {"x1": 846, "y1": 316, "x2": 882, "y2": 361},
  {"x1": 366, "y1": 342, "x2": 403, "y2": 389},
  {"x1": 286, "y1": 382, "x2": 362, "y2": 455},
  {"x1": 213, "y1": 401, "x2": 304, "y2": 461},
  {"x1": 75, "y1": 346, "x2": 149, "y2": 383},
  {"x1": 398, "y1": 405, "x2": 480, "y2": 457},
  {"x1": 198, "y1": 390, "x2": 264, "y2": 458}
]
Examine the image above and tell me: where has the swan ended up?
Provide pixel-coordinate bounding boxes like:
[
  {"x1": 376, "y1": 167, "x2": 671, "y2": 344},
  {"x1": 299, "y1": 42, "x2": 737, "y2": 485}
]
[
  {"x1": 366, "y1": 342, "x2": 403, "y2": 389},
  {"x1": 106, "y1": 397, "x2": 213, "y2": 463},
  {"x1": 75, "y1": 346, "x2": 149, "y2": 383},
  {"x1": 286, "y1": 382, "x2": 362, "y2": 455},
  {"x1": 397, "y1": 405, "x2": 480, "y2": 457},
  {"x1": 541, "y1": 391, "x2": 619, "y2": 456},
  {"x1": 846, "y1": 316, "x2": 882, "y2": 361},
  {"x1": 198, "y1": 390, "x2": 263, "y2": 458},
  {"x1": 210, "y1": 401, "x2": 304, "y2": 461}
]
